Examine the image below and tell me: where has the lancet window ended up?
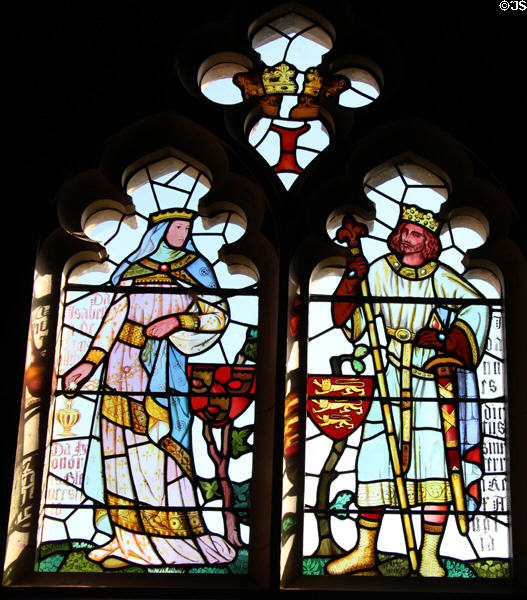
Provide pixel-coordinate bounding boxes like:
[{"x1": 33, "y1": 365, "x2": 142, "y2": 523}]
[
  {"x1": 4, "y1": 153, "x2": 264, "y2": 582},
  {"x1": 282, "y1": 161, "x2": 510, "y2": 582},
  {"x1": 3, "y1": 2, "x2": 525, "y2": 595}
]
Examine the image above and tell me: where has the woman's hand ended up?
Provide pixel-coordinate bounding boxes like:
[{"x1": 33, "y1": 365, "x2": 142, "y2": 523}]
[
  {"x1": 64, "y1": 362, "x2": 95, "y2": 392},
  {"x1": 146, "y1": 316, "x2": 181, "y2": 338}
]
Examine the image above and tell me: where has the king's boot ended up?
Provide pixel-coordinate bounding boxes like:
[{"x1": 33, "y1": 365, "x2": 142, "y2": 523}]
[
  {"x1": 326, "y1": 517, "x2": 379, "y2": 575},
  {"x1": 418, "y1": 522, "x2": 446, "y2": 577}
]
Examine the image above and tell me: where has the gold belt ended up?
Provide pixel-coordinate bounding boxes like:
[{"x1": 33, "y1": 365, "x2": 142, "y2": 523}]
[
  {"x1": 387, "y1": 354, "x2": 434, "y2": 379},
  {"x1": 386, "y1": 327, "x2": 415, "y2": 342},
  {"x1": 118, "y1": 320, "x2": 146, "y2": 348}
]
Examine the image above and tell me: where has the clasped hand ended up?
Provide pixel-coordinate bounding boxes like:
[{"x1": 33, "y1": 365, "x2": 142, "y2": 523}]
[{"x1": 145, "y1": 315, "x2": 181, "y2": 338}]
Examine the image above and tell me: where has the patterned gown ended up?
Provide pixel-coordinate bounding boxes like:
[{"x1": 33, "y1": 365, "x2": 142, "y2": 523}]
[{"x1": 81, "y1": 240, "x2": 234, "y2": 566}]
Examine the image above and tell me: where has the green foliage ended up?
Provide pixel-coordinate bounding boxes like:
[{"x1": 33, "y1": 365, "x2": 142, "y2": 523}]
[
  {"x1": 189, "y1": 566, "x2": 229, "y2": 574},
  {"x1": 377, "y1": 553, "x2": 410, "y2": 576},
  {"x1": 354, "y1": 344, "x2": 369, "y2": 358},
  {"x1": 199, "y1": 478, "x2": 221, "y2": 501},
  {"x1": 71, "y1": 540, "x2": 97, "y2": 550},
  {"x1": 351, "y1": 344, "x2": 370, "y2": 374},
  {"x1": 470, "y1": 558, "x2": 510, "y2": 578},
  {"x1": 231, "y1": 426, "x2": 252, "y2": 458},
  {"x1": 38, "y1": 541, "x2": 71, "y2": 560},
  {"x1": 241, "y1": 328, "x2": 258, "y2": 361},
  {"x1": 233, "y1": 480, "x2": 250, "y2": 508},
  {"x1": 443, "y1": 557, "x2": 477, "y2": 578},
  {"x1": 32, "y1": 541, "x2": 250, "y2": 575},
  {"x1": 60, "y1": 551, "x2": 104, "y2": 573},
  {"x1": 233, "y1": 480, "x2": 251, "y2": 524},
  {"x1": 228, "y1": 549, "x2": 249, "y2": 574},
  {"x1": 351, "y1": 359, "x2": 366, "y2": 374},
  {"x1": 329, "y1": 490, "x2": 354, "y2": 519},
  {"x1": 302, "y1": 553, "x2": 510, "y2": 579},
  {"x1": 36, "y1": 552, "x2": 67, "y2": 573},
  {"x1": 302, "y1": 556, "x2": 329, "y2": 575},
  {"x1": 281, "y1": 512, "x2": 297, "y2": 545}
]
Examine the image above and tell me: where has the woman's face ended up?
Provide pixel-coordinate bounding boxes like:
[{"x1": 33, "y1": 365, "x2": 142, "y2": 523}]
[{"x1": 165, "y1": 219, "x2": 190, "y2": 248}]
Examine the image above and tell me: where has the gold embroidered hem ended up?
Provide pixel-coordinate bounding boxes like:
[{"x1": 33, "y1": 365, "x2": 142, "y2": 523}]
[
  {"x1": 141, "y1": 508, "x2": 205, "y2": 538},
  {"x1": 357, "y1": 479, "x2": 452, "y2": 507},
  {"x1": 358, "y1": 517, "x2": 381, "y2": 530},
  {"x1": 145, "y1": 395, "x2": 170, "y2": 424},
  {"x1": 105, "y1": 493, "x2": 205, "y2": 537},
  {"x1": 101, "y1": 392, "x2": 147, "y2": 434},
  {"x1": 423, "y1": 522, "x2": 445, "y2": 534},
  {"x1": 161, "y1": 437, "x2": 195, "y2": 482},
  {"x1": 102, "y1": 393, "x2": 132, "y2": 428},
  {"x1": 130, "y1": 399, "x2": 148, "y2": 434},
  {"x1": 101, "y1": 392, "x2": 195, "y2": 479},
  {"x1": 140, "y1": 254, "x2": 196, "y2": 272},
  {"x1": 107, "y1": 494, "x2": 143, "y2": 533},
  {"x1": 179, "y1": 314, "x2": 200, "y2": 331},
  {"x1": 135, "y1": 273, "x2": 174, "y2": 284}
]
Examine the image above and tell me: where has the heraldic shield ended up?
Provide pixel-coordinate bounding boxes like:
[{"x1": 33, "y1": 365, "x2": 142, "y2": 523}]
[
  {"x1": 307, "y1": 376, "x2": 374, "y2": 440},
  {"x1": 189, "y1": 364, "x2": 256, "y2": 427}
]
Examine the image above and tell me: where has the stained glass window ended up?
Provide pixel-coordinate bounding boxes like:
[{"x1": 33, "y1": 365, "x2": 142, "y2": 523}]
[
  {"x1": 199, "y1": 11, "x2": 381, "y2": 190},
  {"x1": 33, "y1": 156, "x2": 259, "y2": 575},
  {"x1": 294, "y1": 162, "x2": 510, "y2": 579},
  {"x1": 4, "y1": 3, "x2": 525, "y2": 594}
]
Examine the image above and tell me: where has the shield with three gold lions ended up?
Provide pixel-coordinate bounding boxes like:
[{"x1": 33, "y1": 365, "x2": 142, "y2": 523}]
[{"x1": 306, "y1": 376, "x2": 374, "y2": 440}]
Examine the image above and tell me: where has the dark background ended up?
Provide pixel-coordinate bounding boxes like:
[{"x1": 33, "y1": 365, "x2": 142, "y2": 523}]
[{"x1": 2, "y1": 0, "x2": 526, "y2": 596}]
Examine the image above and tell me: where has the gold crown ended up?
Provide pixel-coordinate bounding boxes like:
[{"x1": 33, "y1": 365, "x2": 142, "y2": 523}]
[
  {"x1": 262, "y1": 62, "x2": 298, "y2": 95},
  {"x1": 401, "y1": 204, "x2": 441, "y2": 232},
  {"x1": 149, "y1": 208, "x2": 197, "y2": 225}
]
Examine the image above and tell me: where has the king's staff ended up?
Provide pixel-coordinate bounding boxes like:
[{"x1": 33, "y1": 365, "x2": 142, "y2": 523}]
[
  {"x1": 328, "y1": 216, "x2": 418, "y2": 573},
  {"x1": 326, "y1": 207, "x2": 488, "y2": 577}
]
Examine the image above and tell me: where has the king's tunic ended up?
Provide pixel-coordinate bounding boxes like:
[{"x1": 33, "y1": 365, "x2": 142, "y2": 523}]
[{"x1": 344, "y1": 254, "x2": 489, "y2": 508}]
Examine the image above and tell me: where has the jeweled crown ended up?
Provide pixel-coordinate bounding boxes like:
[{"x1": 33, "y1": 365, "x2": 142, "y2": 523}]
[
  {"x1": 149, "y1": 208, "x2": 197, "y2": 225},
  {"x1": 401, "y1": 204, "x2": 441, "y2": 233},
  {"x1": 262, "y1": 62, "x2": 298, "y2": 95}
]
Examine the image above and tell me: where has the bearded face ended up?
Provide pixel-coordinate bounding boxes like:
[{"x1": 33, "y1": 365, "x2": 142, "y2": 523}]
[
  {"x1": 388, "y1": 222, "x2": 441, "y2": 262},
  {"x1": 399, "y1": 223, "x2": 426, "y2": 254}
]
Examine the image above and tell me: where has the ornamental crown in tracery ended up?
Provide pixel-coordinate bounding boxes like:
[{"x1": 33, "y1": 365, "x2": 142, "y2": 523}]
[{"x1": 198, "y1": 10, "x2": 381, "y2": 189}]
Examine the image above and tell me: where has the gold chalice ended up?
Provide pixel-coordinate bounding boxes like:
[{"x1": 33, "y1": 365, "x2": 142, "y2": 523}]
[{"x1": 56, "y1": 393, "x2": 81, "y2": 437}]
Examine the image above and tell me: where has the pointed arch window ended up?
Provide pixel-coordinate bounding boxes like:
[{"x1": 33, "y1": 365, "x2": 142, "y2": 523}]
[
  {"x1": 3, "y1": 127, "x2": 278, "y2": 588},
  {"x1": 34, "y1": 156, "x2": 259, "y2": 575},
  {"x1": 3, "y1": 2, "x2": 526, "y2": 596},
  {"x1": 281, "y1": 159, "x2": 514, "y2": 587}
]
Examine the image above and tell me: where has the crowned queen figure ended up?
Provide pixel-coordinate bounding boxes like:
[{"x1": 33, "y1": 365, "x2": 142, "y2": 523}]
[{"x1": 64, "y1": 208, "x2": 235, "y2": 569}]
